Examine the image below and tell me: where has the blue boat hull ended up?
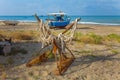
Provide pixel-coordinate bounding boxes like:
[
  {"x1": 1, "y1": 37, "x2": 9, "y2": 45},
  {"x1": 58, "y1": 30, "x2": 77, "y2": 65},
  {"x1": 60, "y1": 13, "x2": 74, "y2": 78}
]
[{"x1": 49, "y1": 20, "x2": 70, "y2": 27}]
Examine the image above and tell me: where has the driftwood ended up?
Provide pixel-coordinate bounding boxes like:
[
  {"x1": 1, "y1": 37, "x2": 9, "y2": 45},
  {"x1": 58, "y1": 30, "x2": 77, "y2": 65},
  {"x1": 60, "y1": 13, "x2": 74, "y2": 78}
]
[
  {"x1": 26, "y1": 45, "x2": 53, "y2": 67},
  {"x1": 52, "y1": 38, "x2": 75, "y2": 75},
  {"x1": 54, "y1": 58, "x2": 74, "y2": 75},
  {"x1": 26, "y1": 14, "x2": 80, "y2": 75},
  {"x1": 3, "y1": 21, "x2": 19, "y2": 26}
]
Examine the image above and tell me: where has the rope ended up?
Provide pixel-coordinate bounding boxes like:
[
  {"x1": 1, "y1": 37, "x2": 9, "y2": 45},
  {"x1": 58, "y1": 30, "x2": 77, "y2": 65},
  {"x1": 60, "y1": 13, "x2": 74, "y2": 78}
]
[
  {"x1": 56, "y1": 18, "x2": 79, "y2": 53},
  {"x1": 38, "y1": 20, "x2": 54, "y2": 48},
  {"x1": 58, "y1": 18, "x2": 78, "y2": 43},
  {"x1": 38, "y1": 18, "x2": 79, "y2": 53}
]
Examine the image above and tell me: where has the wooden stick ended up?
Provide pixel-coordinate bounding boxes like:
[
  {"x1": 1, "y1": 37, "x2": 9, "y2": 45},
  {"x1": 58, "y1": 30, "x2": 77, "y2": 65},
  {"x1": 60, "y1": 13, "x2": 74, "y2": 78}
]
[
  {"x1": 62, "y1": 23, "x2": 74, "y2": 34},
  {"x1": 62, "y1": 18, "x2": 81, "y2": 34},
  {"x1": 34, "y1": 14, "x2": 51, "y2": 35},
  {"x1": 34, "y1": 13, "x2": 41, "y2": 22}
]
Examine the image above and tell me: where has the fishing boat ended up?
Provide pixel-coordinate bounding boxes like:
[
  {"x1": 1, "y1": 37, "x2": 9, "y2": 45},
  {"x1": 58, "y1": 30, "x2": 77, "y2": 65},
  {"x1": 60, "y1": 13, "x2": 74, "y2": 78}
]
[{"x1": 47, "y1": 12, "x2": 70, "y2": 28}]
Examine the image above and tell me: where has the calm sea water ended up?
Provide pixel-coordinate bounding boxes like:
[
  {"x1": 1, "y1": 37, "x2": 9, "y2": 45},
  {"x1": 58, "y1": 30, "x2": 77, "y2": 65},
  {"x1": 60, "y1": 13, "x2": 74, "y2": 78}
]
[{"x1": 0, "y1": 15, "x2": 120, "y2": 25}]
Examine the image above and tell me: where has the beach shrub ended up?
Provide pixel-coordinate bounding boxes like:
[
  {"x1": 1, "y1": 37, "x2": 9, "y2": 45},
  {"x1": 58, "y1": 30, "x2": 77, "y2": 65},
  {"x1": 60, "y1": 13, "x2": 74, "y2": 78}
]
[
  {"x1": 87, "y1": 33, "x2": 103, "y2": 44},
  {"x1": 106, "y1": 34, "x2": 120, "y2": 42},
  {"x1": 74, "y1": 32, "x2": 120, "y2": 44},
  {"x1": 74, "y1": 32, "x2": 103, "y2": 44},
  {"x1": 16, "y1": 34, "x2": 32, "y2": 40},
  {"x1": 74, "y1": 32, "x2": 83, "y2": 41},
  {"x1": 79, "y1": 35, "x2": 94, "y2": 44},
  {"x1": 111, "y1": 49, "x2": 119, "y2": 54},
  {"x1": 0, "y1": 30, "x2": 12, "y2": 38},
  {"x1": 0, "y1": 30, "x2": 39, "y2": 41},
  {"x1": 11, "y1": 32, "x2": 33, "y2": 40}
]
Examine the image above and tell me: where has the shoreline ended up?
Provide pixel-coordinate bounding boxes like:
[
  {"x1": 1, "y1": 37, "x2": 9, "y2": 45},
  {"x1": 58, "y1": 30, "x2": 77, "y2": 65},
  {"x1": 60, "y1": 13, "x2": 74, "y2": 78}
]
[
  {"x1": 1, "y1": 20, "x2": 120, "y2": 26},
  {"x1": 0, "y1": 21, "x2": 120, "y2": 26},
  {"x1": 78, "y1": 21, "x2": 120, "y2": 26}
]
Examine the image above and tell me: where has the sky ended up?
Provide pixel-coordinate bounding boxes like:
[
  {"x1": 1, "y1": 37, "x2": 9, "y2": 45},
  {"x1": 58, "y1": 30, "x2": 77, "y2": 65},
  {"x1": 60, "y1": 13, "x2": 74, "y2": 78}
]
[{"x1": 0, "y1": 0, "x2": 120, "y2": 16}]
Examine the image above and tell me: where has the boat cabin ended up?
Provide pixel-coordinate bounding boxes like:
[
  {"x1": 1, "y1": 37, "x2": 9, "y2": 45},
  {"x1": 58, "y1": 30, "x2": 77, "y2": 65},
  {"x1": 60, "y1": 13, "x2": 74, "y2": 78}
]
[{"x1": 47, "y1": 12, "x2": 70, "y2": 28}]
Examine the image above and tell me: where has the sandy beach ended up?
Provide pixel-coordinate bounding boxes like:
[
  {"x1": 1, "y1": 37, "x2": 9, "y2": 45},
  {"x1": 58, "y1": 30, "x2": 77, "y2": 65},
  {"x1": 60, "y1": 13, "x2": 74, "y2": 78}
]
[
  {"x1": 76, "y1": 24, "x2": 120, "y2": 35},
  {"x1": 0, "y1": 22, "x2": 120, "y2": 80},
  {"x1": 0, "y1": 21, "x2": 120, "y2": 35}
]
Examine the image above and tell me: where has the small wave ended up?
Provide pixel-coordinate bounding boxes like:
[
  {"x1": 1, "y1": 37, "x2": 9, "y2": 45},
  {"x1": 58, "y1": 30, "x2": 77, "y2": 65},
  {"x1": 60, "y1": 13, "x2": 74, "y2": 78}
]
[
  {"x1": 78, "y1": 22, "x2": 120, "y2": 26},
  {"x1": 17, "y1": 20, "x2": 36, "y2": 22}
]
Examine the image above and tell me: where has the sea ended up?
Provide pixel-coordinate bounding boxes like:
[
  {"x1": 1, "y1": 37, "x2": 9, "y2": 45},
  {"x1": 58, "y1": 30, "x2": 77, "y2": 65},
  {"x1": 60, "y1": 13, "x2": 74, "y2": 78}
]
[{"x1": 0, "y1": 15, "x2": 120, "y2": 26}]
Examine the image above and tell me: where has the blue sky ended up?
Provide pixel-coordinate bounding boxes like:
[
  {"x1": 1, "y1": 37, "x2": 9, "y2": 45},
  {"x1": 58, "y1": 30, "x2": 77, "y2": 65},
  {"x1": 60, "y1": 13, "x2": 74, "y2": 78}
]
[{"x1": 0, "y1": 0, "x2": 120, "y2": 15}]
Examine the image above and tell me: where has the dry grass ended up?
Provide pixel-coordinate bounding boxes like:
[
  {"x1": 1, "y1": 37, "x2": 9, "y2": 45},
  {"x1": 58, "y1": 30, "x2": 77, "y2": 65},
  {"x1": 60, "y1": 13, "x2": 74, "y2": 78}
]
[
  {"x1": 111, "y1": 49, "x2": 119, "y2": 54},
  {"x1": 12, "y1": 32, "x2": 32, "y2": 40},
  {"x1": 78, "y1": 50, "x2": 92, "y2": 54},
  {"x1": 74, "y1": 32, "x2": 120, "y2": 44},
  {"x1": 104, "y1": 33, "x2": 120, "y2": 42},
  {"x1": 0, "y1": 30, "x2": 39, "y2": 41},
  {"x1": 0, "y1": 30, "x2": 120, "y2": 44},
  {"x1": 74, "y1": 32, "x2": 103, "y2": 44}
]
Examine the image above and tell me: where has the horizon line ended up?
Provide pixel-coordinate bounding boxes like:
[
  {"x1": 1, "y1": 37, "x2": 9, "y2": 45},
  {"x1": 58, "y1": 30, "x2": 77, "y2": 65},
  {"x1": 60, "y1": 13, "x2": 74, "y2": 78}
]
[{"x1": 0, "y1": 15, "x2": 120, "y2": 16}]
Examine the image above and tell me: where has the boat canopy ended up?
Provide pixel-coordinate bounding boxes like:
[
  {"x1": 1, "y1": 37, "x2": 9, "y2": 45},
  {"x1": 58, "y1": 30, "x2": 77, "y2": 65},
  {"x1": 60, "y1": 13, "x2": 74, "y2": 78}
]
[{"x1": 48, "y1": 13, "x2": 66, "y2": 16}]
